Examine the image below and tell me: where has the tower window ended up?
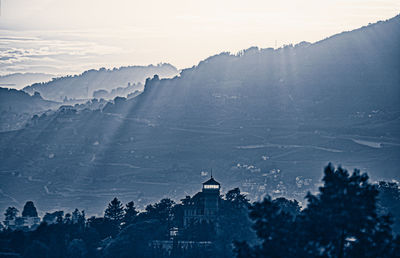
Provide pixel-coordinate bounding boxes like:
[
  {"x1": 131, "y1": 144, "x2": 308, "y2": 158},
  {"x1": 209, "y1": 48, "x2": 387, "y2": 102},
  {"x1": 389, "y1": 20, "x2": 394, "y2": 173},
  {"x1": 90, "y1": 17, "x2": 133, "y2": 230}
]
[{"x1": 204, "y1": 185, "x2": 219, "y2": 189}]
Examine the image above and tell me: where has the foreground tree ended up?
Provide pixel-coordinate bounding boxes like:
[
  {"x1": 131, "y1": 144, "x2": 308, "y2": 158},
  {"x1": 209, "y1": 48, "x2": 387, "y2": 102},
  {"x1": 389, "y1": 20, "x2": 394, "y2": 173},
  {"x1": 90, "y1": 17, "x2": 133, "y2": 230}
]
[
  {"x1": 300, "y1": 164, "x2": 396, "y2": 257},
  {"x1": 67, "y1": 238, "x2": 88, "y2": 258},
  {"x1": 234, "y1": 164, "x2": 398, "y2": 258},
  {"x1": 235, "y1": 196, "x2": 297, "y2": 257},
  {"x1": 272, "y1": 197, "x2": 300, "y2": 218},
  {"x1": 217, "y1": 188, "x2": 255, "y2": 257}
]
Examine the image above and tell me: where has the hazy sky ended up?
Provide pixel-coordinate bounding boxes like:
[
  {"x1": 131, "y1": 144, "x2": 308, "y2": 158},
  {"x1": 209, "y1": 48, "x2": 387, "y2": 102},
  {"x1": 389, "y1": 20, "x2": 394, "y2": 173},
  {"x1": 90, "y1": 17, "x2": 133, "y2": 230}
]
[{"x1": 0, "y1": 0, "x2": 399, "y2": 77}]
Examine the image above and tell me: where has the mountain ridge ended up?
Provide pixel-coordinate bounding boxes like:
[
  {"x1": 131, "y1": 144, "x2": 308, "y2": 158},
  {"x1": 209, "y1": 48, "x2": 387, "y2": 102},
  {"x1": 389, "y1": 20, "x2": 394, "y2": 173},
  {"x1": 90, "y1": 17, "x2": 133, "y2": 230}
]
[
  {"x1": 23, "y1": 63, "x2": 179, "y2": 101},
  {"x1": 0, "y1": 73, "x2": 56, "y2": 90}
]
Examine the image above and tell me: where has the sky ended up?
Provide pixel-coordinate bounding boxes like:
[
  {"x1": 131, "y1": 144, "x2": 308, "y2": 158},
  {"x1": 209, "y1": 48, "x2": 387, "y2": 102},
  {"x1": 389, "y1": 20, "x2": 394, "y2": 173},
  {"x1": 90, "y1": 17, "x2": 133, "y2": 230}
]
[{"x1": 0, "y1": 0, "x2": 399, "y2": 78}]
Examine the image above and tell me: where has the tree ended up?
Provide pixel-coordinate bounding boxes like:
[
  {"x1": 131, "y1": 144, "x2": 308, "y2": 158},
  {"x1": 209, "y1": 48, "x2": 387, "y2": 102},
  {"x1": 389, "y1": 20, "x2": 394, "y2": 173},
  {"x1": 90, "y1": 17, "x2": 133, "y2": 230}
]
[
  {"x1": 142, "y1": 198, "x2": 175, "y2": 224},
  {"x1": 42, "y1": 211, "x2": 64, "y2": 224},
  {"x1": 104, "y1": 198, "x2": 124, "y2": 225},
  {"x1": 22, "y1": 201, "x2": 38, "y2": 217},
  {"x1": 56, "y1": 213, "x2": 63, "y2": 224},
  {"x1": 225, "y1": 188, "x2": 250, "y2": 208},
  {"x1": 136, "y1": 198, "x2": 175, "y2": 240},
  {"x1": 23, "y1": 240, "x2": 49, "y2": 258},
  {"x1": 272, "y1": 197, "x2": 300, "y2": 219},
  {"x1": 217, "y1": 188, "x2": 254, "y2": 257},
  {"x1": 236, "y1": 196, "x2": 297, "y2": 257},
  {"x1": 87, "y1": 216, "x2": 118, "y2": 239},
  {"x1": 377, "y1": 181, "x2": 400, "y2": 234},
  {"x1": 64, "y1": 213, "x2": 71, "y2": 224},
  {"x1": 67, "y1": 239, "x2": 87, "y2": 258},
  {"x1": 300, "y1": 164, "x2": 396, "y2": 257},
  {"x1": 72, "y1": 209, "x2": 85, "y2": 225},
  {"x1": 182, "y1": 220, "x2": 216, "y2": 241},
  {"x1": 4, "y1": 207, "x2": 19, "y2": 221},
  {"x1": 233, "y1": 241, "x2": 255, "y2": 258},
  {"x1": 102, "y1": 220, "x2": 168, "y2": 258},
  {"x1": 9, "y1": 230, "x2": 28, "y2": 254},
  {"x1": 234, "y1": 164, "x2": 399, "y2": 257},
  {"x1": 123, "y1": 201, "x2": 138, "y2": 226}
]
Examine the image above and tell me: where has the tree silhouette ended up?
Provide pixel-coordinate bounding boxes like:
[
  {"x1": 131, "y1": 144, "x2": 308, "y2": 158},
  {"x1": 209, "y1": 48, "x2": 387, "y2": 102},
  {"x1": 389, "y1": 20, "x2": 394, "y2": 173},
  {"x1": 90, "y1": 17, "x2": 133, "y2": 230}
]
[
  {"x1": 22, "y1": 201, "x2": 38, "y2": 217},
  {"x1": 72, "y1": 208, "x2": 85, "y2": 225},
  {"x1": 4, "y1": 206, "x2": 19, "y2": 221},
  {"x1": 142, "y1": 198, "x2": 174, "y2": 224},
  {"x1": 242, "y1": 196, "x2": 297, "y2": 257},
  {"x1": 123, "y1": 201, "x2": 138, "y2": 227},
  {"x1": 272, "y1": 197, "x2": 300, "y2": 218},
  {"x1": 67, "y1": 239, "x2": 88, "y2": 258},
  {"x1": 225, "y1": 188, "x2": 250, "y2": 208},
  {"x1": 87, "y1": 216, "x2": 118, "y2": 238},
  {"x1": 234, "y1": 164, "x2": 398, "y2": 257},
  {"x1": 217, "y1": 188, "x2": 254, "y2": 257},
  {"x1": 377, "y1": 181, "x2": 400, "y2": 234},
  {"x1": 233, "y1": 241, "x2": 255, "y2": 258},
  {"x1": 300, "y1": 164, "x2": 396, "y2": 257},
  {"x1": 104, "y1": 198, "x2": 124, "y2": 225}
]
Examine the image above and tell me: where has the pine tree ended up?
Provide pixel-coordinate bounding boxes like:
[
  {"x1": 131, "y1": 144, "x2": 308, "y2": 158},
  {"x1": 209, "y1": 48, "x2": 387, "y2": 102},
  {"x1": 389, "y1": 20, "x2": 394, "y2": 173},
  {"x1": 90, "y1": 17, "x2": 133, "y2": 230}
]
[
  {"x1": 123, "y1": 201, "x2": 138, "y2": 226},
  {"x1": 300, "y1": 164, "x2": 396, "y2": 257},
  {"x1": 104, "y1": 197, "x2": 124, "y2": 225},
  {"x1": 72, "y1": 208, "x2": 85, "y2": 225}
]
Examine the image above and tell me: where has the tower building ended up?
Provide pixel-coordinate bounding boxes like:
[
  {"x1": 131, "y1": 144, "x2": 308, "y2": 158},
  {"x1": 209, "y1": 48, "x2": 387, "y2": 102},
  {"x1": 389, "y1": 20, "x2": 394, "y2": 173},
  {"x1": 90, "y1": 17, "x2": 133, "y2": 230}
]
[{"x1": 181, "y1": 176, "x2": 221, "y2": 227}]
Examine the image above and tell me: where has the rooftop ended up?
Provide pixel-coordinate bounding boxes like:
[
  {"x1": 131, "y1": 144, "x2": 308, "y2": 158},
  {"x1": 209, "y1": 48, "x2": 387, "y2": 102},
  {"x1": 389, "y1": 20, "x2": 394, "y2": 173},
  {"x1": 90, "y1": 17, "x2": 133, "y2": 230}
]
[{"x1": 202, "y1": 176, "x2": 220, "y2": 186}]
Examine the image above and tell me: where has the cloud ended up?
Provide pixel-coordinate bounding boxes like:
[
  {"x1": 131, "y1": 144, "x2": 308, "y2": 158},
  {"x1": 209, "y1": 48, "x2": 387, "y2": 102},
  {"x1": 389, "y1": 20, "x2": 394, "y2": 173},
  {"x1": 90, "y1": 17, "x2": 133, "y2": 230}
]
[{"x1": 0, "y1": 30, "x2": 122, "y2": 76}]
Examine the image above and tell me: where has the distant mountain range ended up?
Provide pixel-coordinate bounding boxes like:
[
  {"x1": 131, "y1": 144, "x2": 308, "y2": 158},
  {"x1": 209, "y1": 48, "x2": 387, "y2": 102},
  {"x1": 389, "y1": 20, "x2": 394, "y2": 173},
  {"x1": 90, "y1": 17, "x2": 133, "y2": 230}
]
[
  {"x1": 0, "y1": 73, "x2": 56, "y2": 90},
  {"x1": 23, "y1": 64, "x2": 179, "y2": 101},
  {"x1": 0, "y1": 64, "x2": 178, "y2": 132},
  {"x1": 0, "y1": 15, "x2": 399, "y2": 216}
]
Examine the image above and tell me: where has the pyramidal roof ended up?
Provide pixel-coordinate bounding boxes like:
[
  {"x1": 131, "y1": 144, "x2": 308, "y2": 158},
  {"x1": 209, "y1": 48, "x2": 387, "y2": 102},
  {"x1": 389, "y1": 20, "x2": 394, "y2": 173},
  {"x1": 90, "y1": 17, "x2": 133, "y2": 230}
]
[{"x1": 202, "y1": 176, "x2": 220, "y2": 185}]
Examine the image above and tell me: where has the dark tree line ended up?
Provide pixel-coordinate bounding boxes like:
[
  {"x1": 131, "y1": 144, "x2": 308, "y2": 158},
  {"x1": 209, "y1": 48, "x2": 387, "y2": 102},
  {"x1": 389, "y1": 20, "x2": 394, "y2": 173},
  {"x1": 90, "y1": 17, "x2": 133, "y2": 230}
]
[
  {"x1": 234, "y1": 164, "x2": 400, "y2": 258},
  {"x1": 0, "y1": 164, "x2": 399, "y2": 257}
]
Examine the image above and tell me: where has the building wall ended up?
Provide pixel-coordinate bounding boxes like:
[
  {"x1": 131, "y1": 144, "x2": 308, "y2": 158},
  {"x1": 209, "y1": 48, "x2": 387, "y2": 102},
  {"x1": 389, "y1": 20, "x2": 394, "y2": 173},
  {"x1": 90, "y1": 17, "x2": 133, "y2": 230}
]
[{"x1": 182, "y1": 191, "x2": 220, "y2": 227}]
